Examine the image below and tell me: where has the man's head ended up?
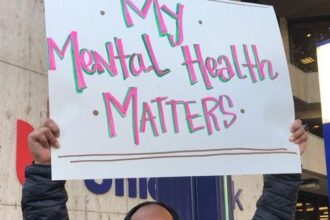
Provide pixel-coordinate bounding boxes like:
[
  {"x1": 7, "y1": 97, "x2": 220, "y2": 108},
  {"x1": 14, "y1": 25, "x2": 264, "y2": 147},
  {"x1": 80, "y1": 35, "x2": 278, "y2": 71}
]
[{"x1": 124, "y1": 201, "x2": 179, "y2": 220}]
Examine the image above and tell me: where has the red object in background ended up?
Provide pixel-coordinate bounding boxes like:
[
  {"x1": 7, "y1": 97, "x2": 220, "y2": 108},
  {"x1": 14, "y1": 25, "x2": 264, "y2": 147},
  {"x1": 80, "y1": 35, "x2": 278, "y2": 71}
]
[{"x1": 16, "y1": 120, "x2": 34, "y2": 185}]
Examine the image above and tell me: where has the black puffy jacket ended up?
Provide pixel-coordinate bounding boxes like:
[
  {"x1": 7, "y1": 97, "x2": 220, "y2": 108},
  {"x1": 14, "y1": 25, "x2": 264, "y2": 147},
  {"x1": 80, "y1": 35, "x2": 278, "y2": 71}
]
[
  {"x1": 21, "y1": 164, "x2": 68, "y2": 220},
  {"x1": 21, "y1": 165, "x2": 301, "y2": 220},
  {"x1": 252, "y1": 174, "x2": 301, "y2": 220}
]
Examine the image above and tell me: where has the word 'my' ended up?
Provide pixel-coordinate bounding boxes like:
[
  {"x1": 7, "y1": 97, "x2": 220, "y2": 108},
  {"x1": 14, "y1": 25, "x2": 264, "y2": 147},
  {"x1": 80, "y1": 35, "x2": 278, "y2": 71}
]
[{"x1": 121, "y1": 0, "x2": 184, "y2": 47}]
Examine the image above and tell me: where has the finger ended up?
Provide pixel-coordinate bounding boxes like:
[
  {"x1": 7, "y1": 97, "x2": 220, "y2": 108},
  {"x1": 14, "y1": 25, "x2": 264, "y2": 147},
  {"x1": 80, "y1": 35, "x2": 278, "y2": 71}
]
[
  {"x1": 289, "y1": 128, "x2": 305, "y2": 142},
  {"x1": 43, "y1": 119, "x2": 60, "y2": 138},
  {"x1": 299, "y1": 142, "x2": 307, "y2": 155},
  {"x1": 28, "y1": 129, "x2": 39, "y2": 143},
  {"x1": 29, "y1": 126, "x2": 55, "y2": 149},
  {"x1": 34, "y1": 147, "x2": 51, "y2": 164},
  {"x1": 36, "y1": 133, "x2": 50, "y2": 149},
  {"x1": 292, "y1": 127, "x2": 305, "y2": 139},
  {"x1": 294, "y1": 133, "x2": 308, "y2": 145},
  {"x1": 28, "y1": 128, "x2": 54, "y2": 164},
  {"x1": 290, "y1": 119, "x2": 302, "y2": 132},
  {"x1": 41, "y1": 127, "x2": 59, "y2": 148},
  {"x1": 28, "y1": 129, "x2": 49, "y2": 148}
]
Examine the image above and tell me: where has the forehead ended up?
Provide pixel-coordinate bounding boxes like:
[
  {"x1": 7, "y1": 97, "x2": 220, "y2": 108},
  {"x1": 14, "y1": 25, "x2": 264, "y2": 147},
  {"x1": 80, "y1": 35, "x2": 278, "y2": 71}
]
[{"x1": 131, "y1": 204, "x2": 173, "y2": 220}]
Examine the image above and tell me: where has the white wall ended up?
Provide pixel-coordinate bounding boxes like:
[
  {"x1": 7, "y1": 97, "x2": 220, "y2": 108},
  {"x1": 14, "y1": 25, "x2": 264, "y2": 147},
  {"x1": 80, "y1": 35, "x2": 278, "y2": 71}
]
[
  {"x1": 232, "y1": 175, "x2": 263, "y2": 220},
  {"x1": 301, "y1": 133, "x2": 326, "y2": 175},
  {"x1": 0, "y1": 0, "x2": 48, "y2": 219}
]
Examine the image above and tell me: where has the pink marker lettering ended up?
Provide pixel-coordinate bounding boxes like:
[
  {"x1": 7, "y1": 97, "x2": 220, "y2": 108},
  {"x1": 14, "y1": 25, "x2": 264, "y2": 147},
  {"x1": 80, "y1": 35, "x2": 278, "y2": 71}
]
[
  {"x1": 121, "y1": 0, "x2": 153, "y2": 27},
  {"x1": 140, "y1": 102, "x2": 160, "y2": 136},
  {"x1": 142, "y1": 34, "x2": 171, "y2": 76},
  {"x1": 103, "y1": 87, "x2": 139, "y2": 145},
  {"x1": 79, "y1": 49, "x2": 96, "y2": 74},
  {"x1": 205, "y1": 57, "x2": 218, "y2": 78},
  {"x1": 252, "y1": 45, "x2": 278, "y2": 80},
  {"x1": 91, "y1": 42, "x2": 118, "y2": 76},
  {"x1": 242, "y1": 44, "x2": 258, "y2": 83},
  {"x1": 161, "y1": 4, "x2": 184, "y2": 46},
  {"x1": 183, "y1": 101, "x2": 205, "y2": 133},
  {"x1": 181, "y1": 44, "x2": 212, "y2": 89},
  {"x1": 153, "y1": 0, "x2": 168, "y2": 34},
  {"x1": 47, "y1": 31, "x2": 87, "y2": 93},
  {"x1": 166, "y1": 100, "x2": 183, "y2": 133},
  {"x1": 120, "y1": 0, "x2": 166, "y2": 33},
  {"x1": 217, "y1": 55, "x2": 235, "y2": 82},
  {"x1": 151, "y1": 97, "x2": 168, "y2": 133},
  {"x1": 114, "y1": 38, "x2": 131, "y2": 79},
  {"x1": 201, "y1": 97, "x2": 220, "y2": 135},
  {"x1": 129, "y1": 53, "x2": 153, "y2": 76},
  {"x1": 230, "y1": 45, "x2": 246, "y2": 79},
  {"x1": 219, "y1": 95, "x2": 237, "y2": 128},
  {"x1": 121, "y1": 0, "x2": 185, "y2": 47}
]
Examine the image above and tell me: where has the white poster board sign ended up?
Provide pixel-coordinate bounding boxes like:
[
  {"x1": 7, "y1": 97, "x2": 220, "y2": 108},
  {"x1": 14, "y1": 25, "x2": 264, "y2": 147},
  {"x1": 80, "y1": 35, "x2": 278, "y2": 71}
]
[{"x1": 45, "y1": 0, "x2": 301, "y2": 180}]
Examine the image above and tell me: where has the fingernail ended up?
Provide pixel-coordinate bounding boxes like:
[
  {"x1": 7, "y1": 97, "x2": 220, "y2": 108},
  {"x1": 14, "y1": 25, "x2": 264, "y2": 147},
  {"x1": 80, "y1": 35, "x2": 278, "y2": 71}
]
[
  {"x1": 54, "y1": 141, "x2": 60, "y2": 148},
  {"x1": 289, "y1": 136, "x2": 294, "y2": 141}
]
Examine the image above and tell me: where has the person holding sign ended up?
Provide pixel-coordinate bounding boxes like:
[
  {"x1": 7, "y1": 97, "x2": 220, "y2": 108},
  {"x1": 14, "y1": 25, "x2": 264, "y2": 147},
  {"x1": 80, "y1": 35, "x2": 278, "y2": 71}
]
[{"x1": 22, "y1": 119, "x2": 307, "y2": 220}]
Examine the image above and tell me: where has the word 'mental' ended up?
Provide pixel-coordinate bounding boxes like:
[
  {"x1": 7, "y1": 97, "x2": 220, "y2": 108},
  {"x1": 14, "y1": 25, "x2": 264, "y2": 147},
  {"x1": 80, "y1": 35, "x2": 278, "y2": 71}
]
[
  {"x1": 103, "y1": 87, "x2": 237, "y2": 145},
  {"x1": 48, "y1": 31, "x2": 170, "y2": 93}
]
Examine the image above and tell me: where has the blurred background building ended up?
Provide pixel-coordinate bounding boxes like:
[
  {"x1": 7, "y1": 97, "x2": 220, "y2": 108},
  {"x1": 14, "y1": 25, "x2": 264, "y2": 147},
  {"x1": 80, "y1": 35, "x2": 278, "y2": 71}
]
[{"x1": 236, "y1": 1, "x2": 329, "y2": 219}]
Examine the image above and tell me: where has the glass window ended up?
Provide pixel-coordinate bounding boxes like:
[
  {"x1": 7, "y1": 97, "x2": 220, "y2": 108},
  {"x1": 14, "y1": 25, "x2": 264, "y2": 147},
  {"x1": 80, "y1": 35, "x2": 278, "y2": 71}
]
[
  {"x1": 288, "y1": 16, "x2": 330, "y2": 73},
  {"x1": 296, "y1": 191, "x2": 329, "y2": 220}
]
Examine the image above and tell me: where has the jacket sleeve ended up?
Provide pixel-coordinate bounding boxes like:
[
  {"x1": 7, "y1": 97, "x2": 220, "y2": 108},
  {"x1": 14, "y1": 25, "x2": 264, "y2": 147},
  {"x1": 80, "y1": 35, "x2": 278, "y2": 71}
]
[
  {"x1": 252, "y1": 174, "x2": 302, "y2": 220},
  {"x1": 21, "y1": 164, "x2": 69, "y2": 220}
]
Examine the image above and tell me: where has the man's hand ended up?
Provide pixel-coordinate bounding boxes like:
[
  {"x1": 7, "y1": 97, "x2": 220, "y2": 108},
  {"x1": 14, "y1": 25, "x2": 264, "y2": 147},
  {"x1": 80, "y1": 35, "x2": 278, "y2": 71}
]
[
  {"x1": 289, "y1": 119, "x2": 307, "y2": 155},
  {"x1": 28, "y1": 119, "x2": 60, "y2": 164}
]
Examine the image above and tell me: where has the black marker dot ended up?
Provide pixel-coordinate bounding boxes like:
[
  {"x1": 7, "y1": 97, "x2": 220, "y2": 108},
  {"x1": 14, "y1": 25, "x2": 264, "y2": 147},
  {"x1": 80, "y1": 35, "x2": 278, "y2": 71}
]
[
  {"x1": 240, "y1": 109, "x2": 245, "y2": 114},
  {"x1": 198, "y1": 20, "x2": 203, "y2": 25},
  {"x1": 100, "y1": 10, "x2": 105, "y2": 16},
  {"x1": 93, "y1": 110, "x2": 99, "y2": 116}
]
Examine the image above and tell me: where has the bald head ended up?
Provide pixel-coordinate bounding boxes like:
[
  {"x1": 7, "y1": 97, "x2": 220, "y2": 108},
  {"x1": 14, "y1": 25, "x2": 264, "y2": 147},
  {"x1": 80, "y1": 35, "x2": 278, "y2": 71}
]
[
  {"x1": 124, "y1": 201, "x2": 179, "y2": 220},
  {"x1": 131, "y1": 204, "x2": 173, "y2": 220}
]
